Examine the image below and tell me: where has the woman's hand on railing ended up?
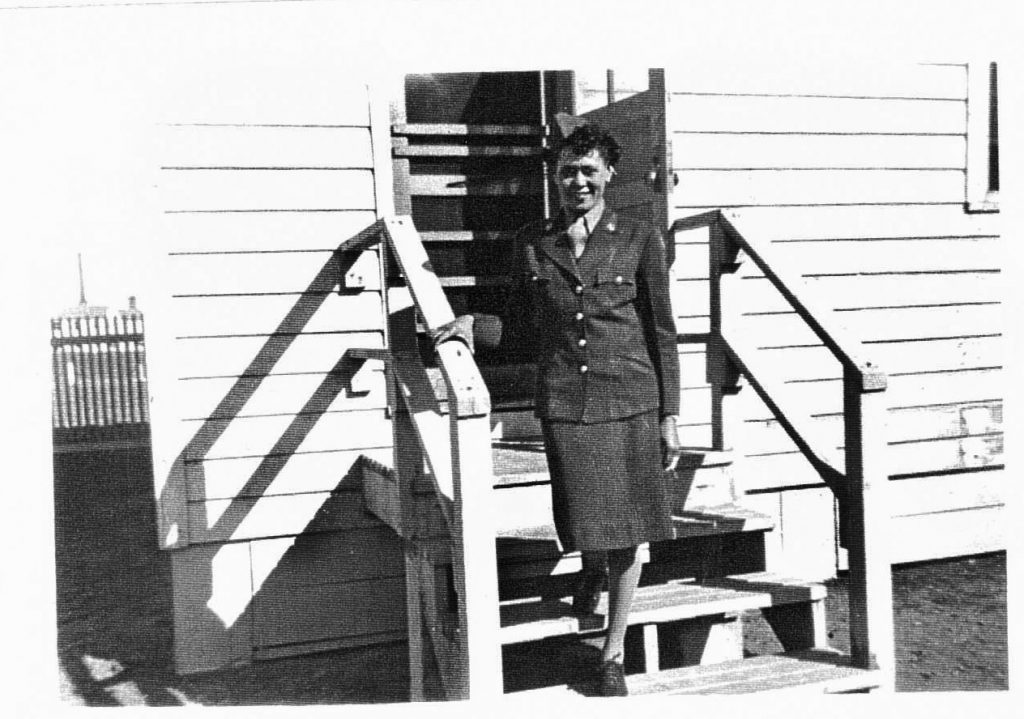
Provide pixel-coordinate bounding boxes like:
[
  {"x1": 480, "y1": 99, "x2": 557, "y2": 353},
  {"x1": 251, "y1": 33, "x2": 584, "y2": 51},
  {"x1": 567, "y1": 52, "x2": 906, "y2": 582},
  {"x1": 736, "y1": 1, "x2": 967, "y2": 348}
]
[
  {"x1": 660, "y1": 415, "x2": 682, "y2": 472},
  {"x1": 430, "y1": 314, "x2": 475, "y2": 354}
]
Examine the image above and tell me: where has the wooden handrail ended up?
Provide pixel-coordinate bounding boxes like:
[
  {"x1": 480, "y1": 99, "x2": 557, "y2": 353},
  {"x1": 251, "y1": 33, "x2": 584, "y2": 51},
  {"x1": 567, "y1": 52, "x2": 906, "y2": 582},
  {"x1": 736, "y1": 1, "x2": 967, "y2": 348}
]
[
  {"x1": 718, "y1": 211, "x2": 886, "y2": 392},
  {"x1": 342, "y1": 215, "x2": 501, "y2": 699},
  {"x1": 699, "y1": 208, "x2": 894, "y2": 685}
]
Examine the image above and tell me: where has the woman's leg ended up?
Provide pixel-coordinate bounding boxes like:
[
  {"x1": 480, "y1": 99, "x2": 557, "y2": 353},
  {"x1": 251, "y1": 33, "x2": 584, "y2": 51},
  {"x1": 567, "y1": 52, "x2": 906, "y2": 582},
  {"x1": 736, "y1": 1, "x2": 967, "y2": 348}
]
[{"x1": 603, "y1": 544, "x2": 643, "y2": 663}]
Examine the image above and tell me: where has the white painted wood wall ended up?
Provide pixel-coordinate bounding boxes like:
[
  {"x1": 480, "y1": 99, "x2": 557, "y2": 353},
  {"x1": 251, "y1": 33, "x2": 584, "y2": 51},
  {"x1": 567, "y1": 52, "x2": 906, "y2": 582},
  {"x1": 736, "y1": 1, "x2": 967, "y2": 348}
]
[
  {"x1": 148, "y1": 70, "x2": 403, "y2": 673},
  {"x1": 659, "y1": 63, "x2": 1003, "y2": 577}
]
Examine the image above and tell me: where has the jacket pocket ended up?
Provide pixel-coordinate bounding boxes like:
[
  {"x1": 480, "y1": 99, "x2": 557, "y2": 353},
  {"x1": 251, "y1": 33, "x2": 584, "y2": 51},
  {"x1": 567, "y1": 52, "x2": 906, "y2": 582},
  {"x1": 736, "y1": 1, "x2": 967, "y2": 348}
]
[{"x1": 593, "y1": 268, "x2": 637, "y2": 306}]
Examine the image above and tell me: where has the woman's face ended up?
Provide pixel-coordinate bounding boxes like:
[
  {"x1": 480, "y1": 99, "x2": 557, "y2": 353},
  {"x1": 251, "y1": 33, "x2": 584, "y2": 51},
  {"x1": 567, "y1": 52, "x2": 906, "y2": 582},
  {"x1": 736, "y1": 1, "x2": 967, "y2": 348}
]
[{"x1": 556, "y1": 148, "x2": 613, "y2": 216}]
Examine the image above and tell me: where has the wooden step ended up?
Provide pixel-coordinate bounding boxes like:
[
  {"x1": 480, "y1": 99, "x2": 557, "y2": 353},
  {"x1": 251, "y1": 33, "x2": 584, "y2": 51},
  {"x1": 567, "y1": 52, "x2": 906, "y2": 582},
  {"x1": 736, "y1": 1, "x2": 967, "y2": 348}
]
[
  {"x1": 499, "y1": 573, "x2": 823, "y2": 645},
  {"x1": 512, "y1": 649, "x2": 882, "y2": 696}
]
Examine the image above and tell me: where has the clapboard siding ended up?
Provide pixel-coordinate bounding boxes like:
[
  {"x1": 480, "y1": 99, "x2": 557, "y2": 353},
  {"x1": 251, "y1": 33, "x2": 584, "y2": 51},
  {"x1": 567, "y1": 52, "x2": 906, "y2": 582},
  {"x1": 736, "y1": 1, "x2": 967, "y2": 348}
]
[
  {"x1": 163, "y1": 211, "x2": 379, "y2": 253},
  {"x1": 673, "y1": 133, "x2": 966, "y2": 169},
  {"x1": 152, "y1": 77, "x2": 407, "y2": 673},
  {"x1": 162, "y1": 125, "x2": 375, "y2": 169},
  {"x1": 669, "y1": 94, "x2": 965, "y2": 134},
  {"x1": 675, "y1": 169, "x2": 965, "y2": 208},
  {"x1": 666, "y1": 63, "x2": 1001, "y2": 569},
  {"x1": 169, "y1": 249, "x2": 382, "y2": 295},
  {"x1": 162, "y1": 168, "x2": 376, "y2": 212}
]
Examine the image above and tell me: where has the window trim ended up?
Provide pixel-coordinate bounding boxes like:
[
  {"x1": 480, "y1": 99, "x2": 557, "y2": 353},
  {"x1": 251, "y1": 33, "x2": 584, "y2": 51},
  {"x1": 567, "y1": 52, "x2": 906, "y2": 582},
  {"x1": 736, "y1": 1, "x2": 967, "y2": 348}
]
[{"x1": 966, "y1": 61, "x2": 999, "y2": 213}]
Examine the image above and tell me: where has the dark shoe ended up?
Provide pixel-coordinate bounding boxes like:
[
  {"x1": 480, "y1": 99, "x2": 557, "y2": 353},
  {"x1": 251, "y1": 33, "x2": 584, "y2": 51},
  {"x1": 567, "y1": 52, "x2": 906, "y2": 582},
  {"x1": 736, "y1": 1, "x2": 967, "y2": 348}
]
[
  {"x1": 598, "y1": 660, "x2": 628, "y2": 697},
  {"x1": 571, "y1": 571, "x2": 606, "y2": 616}
]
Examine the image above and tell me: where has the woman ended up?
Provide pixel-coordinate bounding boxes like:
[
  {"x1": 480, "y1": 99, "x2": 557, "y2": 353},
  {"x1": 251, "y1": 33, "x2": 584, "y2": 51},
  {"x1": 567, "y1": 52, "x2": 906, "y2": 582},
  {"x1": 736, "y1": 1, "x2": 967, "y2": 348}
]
[{"x1": 434, "y1": 123, "x2": 681, "y2": 697}]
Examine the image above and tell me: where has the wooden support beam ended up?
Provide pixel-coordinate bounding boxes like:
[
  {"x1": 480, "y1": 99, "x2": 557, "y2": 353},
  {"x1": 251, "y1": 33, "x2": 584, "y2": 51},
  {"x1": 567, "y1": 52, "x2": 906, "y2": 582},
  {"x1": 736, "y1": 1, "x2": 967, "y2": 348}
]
[{"x1": 842, "y1": 371, "x2": 895, "y2": 687}]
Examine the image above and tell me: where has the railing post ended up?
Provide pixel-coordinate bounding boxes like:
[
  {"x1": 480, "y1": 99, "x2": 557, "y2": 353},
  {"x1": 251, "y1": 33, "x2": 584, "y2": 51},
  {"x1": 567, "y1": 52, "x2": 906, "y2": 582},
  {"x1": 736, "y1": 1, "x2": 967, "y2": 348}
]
[
  {"x1": 708, "y1": 213, "x2": 743, "y2": 454},
  {"x1": 842, "y1": 368, "x2": 894, "y2": 688}
]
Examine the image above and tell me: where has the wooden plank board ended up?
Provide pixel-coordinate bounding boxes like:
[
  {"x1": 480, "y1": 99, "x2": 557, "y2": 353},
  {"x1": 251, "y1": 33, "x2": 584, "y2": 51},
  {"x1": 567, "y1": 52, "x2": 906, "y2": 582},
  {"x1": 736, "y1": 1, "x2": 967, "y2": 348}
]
[
  {"x1": 189, "y1": 445, "x2": 392, "y2": 501},
  {"x1": 188, "y1": 489, "x2": 385, "y2": 544},
  {"x1": 741, "y1": 401, "x2": 1002, "y2": 454},
  {"x1": 670, "y1": 204, "x2": 999, "y2": 241},
  {"x1": 180, "y1": 407, "x2": 391, "y2": 462},
  {"x1": 673, "y1": 169, "x2": 965, "y2": 208},
  {"x1": 168, "y1": 249, "x2": 381, "y2": 295},
  {"x1": 669, "y1": 95, "x2": 965, "y2": 134},
  {"x1": 253, "y1": 576, "x2": 406, "y2": 648},
  {"x1": 175, "y1": 369, "x2": 387, "y2": 422},
  {"x1": 738, "y1": 367, "x2": 1003, "y2": 415},
  {"x1": 673, "y1": 237, "x2": 1000, "y2": 279},
  {"x1": 668, "y1": 62, "x2": 966, "y2": 100},
  {"x1": 888, "y1": 471, "x2": 1004, "y2": 517},
  {"x1": 162, "y1": 210, "x2": 379, "y2": 252},
  {"x1": 888, "y1": 504, "x2": 1005, "y2": 564},
  {"x1": 162, "y1": 125, "x2": 374, "y2": 168},
  {"x1": 249, "y1": 528, "x2": 404, "y2": 592},
  {"x1": 673, "y1": 274, "x2": 1002, "y2": 321},
  {"x1": 672, "y1": 133, "x2": 966, "y2": 170},
  {"x1": 168, "y1": 292, "x2": 384, "y2": 337},
  {"x1": 673, "y1": 337, "x2": 1002, "y2": 385},
  {"x1": 172, "y1": 330, "x2": 385, "y2": 379},
  {"x1": 161, "y1": 168, "x2": 376, "y2": 212},
  {"x1": 164, "y1": 72, "x2": 370, "y2": 126},
  {"x1": 406, "y1": 173, "x2": 543, "y2": 197}
]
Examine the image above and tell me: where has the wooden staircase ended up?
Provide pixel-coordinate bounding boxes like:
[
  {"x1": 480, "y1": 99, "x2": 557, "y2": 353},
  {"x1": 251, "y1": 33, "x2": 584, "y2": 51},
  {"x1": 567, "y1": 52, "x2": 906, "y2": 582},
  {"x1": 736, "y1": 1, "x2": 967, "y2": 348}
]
[{"x1": 339, "y1": 212, "x2": 895, "y2": 699}]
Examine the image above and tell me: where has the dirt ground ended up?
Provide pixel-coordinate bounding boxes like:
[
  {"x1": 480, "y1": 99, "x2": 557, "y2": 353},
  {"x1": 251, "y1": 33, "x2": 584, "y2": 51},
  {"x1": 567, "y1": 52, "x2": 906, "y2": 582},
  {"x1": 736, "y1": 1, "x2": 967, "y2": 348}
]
[{"x1": 54, "y1": 444, "x2": 1007, "y2": 705}]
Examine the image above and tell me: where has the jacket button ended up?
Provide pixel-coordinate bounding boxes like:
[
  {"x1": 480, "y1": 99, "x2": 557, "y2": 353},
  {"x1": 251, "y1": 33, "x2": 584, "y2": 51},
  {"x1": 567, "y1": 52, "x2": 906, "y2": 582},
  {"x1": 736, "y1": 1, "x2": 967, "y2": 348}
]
[
  {"x1": 574, "y1": 285, "x2": 583, "y2": 294},
  {"x1": 614, "y1": 275, "x2": 623, "y2": 285},
  {"x1": 575, "y1": 312, "x2": 584, "y2": 321},
  {"x1": 579, "y1": 365, "x2": 588, "y2": 374},
  {"x1": 578, "y1": 338, "x2": 587, "y2": 348}
]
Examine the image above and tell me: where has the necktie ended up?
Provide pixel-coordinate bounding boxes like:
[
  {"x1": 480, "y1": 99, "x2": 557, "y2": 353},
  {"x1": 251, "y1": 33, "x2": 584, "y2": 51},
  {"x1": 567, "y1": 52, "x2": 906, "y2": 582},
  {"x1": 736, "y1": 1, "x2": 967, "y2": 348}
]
[{"x1": 567, "y1": 217, "x2": 588, "y2": 258}]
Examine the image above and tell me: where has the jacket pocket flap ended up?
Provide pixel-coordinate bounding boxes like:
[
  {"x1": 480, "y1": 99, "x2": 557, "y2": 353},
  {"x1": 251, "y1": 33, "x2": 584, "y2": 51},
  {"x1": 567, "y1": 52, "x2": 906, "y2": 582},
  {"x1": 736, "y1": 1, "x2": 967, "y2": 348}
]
[{"x1": 595, "y1": 269, "x2": 635, "y2": 286}]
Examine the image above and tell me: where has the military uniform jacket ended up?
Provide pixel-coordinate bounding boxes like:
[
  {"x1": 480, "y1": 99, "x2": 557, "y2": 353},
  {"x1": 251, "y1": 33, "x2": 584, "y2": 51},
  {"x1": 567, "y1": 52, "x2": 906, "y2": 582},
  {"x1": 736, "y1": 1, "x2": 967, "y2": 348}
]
[{"x1": 473, "y1": 209, "x2": 680, "y2": 424}]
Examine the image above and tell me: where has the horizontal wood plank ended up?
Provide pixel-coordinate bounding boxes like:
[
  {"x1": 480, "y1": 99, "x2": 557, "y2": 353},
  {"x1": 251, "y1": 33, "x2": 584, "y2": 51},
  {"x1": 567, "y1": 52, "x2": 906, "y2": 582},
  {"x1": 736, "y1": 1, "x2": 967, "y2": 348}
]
[
  {"x1": 735, "y1": 304, "x2": 1001, "y2": 346},
  {"x1": 171, "y1": 330, "x2": 385, "y2": 379},
  {"x1": 168, "y1": 249, "x2": 381, "y2": 295},
  {"x1": 162, "y1": 125, "x2": 374, "y2": 168},
  {"x1": 181, "y1": 407, "x2": 391, "y2": 462},
  {"x1": 668, "y1": 62, "x2": 965, "y2": 100},
  {"x1": 187, "y1": 489, "x2": 381, "y2": 544},
  {"x1": 164, "y1": 72, "x2": 369, "y2": 125},
  {"x1": 393, "y1": 123, "x2": 543, "y2": 136},
  {"x1": 249, "y1": 527, "x2": 404, "y2": 592},
  {"x1": 162, "y1": 211, "x2": 379, "y2": 253},
  {"x1": 740, "y1": 401, "x2": 1002, "y2": 458},
  {"x1": 672, "y1": 133, "x2": 966, "y2": 170},
  {"x1": 673, "y1": 274, "x2": 1002, "y2": 321},
  {"x1": 669, "y1": 94, "x2": 965, "y2": 134},
  {"x1": 169, "y1": 292, "x2": 384, "y2": 337},
  {"x1": 175, "y1": 369, "x2": 387, "y2": 422},
  {"x1": 670, "y1": 204, "x2": 999, "y2": 242},
  {"x1": 407, "y1": 173, "x2": 543, "y2": 197},
  {"x1": 189, "y1": 446, "x2": 392, "y2": 501},
  {"x1": 673, "y1": 169, "x2": 965, "y2": 208},
  {"x1": 254, "y1": 576, "x2": 406, "y2": 647},
  {"x1": 394, "y1": 144, "x2": 542, "y2": 158},
  {"x1": 161, "y1": 169, "x2": 376, "y2": 212},
  {"x1": 889, "y1": 504, "x2": 1005, "y2": 564}
]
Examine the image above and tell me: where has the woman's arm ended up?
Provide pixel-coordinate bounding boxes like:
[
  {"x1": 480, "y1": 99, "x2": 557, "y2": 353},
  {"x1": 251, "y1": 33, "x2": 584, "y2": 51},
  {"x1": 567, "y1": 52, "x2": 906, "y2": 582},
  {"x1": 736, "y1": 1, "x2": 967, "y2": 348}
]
[{"x1": 637, "y1": 226, "x2": 682, "y2": 471}]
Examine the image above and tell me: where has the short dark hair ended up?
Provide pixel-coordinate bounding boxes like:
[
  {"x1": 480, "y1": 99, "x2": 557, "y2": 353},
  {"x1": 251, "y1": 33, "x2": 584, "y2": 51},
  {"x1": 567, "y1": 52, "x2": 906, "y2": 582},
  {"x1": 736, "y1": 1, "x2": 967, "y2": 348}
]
[{"x1": 547, "y1": 124, "x2": 621, "y2": 167}]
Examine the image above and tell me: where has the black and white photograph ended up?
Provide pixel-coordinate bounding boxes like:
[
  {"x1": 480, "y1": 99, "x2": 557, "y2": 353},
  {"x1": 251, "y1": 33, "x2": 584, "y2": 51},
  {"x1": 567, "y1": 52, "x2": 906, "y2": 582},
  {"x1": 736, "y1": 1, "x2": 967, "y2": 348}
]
[{"x1": 2, "y1": 0, "x2": 1016, "y2": 714}]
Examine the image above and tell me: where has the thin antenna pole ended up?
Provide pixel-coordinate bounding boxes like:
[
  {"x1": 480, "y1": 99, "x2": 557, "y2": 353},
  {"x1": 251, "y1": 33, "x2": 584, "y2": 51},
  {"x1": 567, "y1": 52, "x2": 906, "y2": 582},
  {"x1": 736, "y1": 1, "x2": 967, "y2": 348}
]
[{"x1": 78, "y1": 253, "x2": 86, "y2": 305}]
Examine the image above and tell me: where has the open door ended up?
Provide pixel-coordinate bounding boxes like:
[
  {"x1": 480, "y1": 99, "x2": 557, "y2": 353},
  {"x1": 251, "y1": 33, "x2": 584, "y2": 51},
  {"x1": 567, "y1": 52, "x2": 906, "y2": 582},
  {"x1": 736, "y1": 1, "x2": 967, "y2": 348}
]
[{"x1": 579, "y1": 69, "x2": 673, "y2": 238}]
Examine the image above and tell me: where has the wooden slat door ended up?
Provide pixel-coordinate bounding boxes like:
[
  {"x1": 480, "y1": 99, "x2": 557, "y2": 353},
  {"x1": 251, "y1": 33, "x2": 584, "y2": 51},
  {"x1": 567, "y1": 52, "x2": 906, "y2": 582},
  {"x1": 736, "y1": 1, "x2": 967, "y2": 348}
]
[{"x1": 580, "y1": 69, "x2": 673, "y2": 237}]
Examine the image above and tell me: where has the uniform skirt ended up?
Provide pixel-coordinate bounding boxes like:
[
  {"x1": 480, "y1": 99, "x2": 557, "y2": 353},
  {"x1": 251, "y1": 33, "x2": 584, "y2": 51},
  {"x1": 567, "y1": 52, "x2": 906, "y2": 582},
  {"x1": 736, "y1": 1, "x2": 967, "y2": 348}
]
[{"x1": 541, "y1": 409, "x2": 676, "y2": 552}]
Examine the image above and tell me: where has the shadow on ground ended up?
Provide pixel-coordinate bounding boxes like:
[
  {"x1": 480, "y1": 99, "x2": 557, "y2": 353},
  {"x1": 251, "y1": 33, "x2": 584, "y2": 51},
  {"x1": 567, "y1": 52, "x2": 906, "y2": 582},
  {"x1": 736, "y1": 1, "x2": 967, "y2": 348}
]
[{"x1": 54, "y1": 440, "x2": 407, "y2": 706}]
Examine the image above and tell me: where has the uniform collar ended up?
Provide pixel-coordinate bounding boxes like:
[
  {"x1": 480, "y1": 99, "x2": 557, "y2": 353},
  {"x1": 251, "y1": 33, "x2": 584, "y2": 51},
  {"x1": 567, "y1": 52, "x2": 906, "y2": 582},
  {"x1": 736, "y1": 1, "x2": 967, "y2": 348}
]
[{"x1": 537, "y1": 206, "x2": 619, "y2": 279}]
